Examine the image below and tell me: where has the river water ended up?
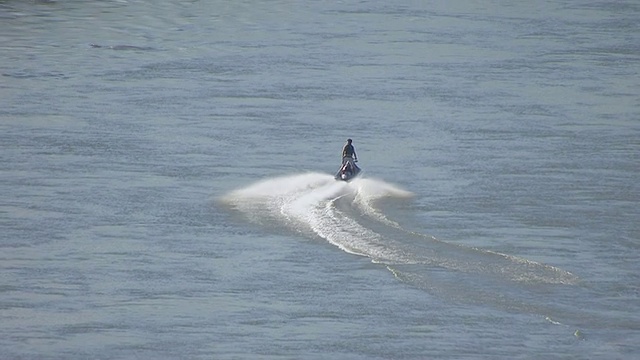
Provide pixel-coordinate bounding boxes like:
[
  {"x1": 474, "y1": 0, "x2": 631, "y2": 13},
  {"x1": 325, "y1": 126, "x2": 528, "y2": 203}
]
[{"x1": 1, "y1": 1, "x2": 639, "y2": 359}]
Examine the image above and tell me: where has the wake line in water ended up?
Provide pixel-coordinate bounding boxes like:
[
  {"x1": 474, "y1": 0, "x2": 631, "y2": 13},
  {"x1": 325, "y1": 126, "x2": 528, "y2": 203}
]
[
  {"x1": 222, "y1": 173, "x2": 577, "y2": 284},
  {"x1": 219, "y1": 173, "x2": 592, "y2": 322},
  {"x1": 220, "y1": 173, "x2": 577, "y2": 287},
  {"x1": 219, "y1": 173, "x2": 594, "y2": 326},
  {"x1": 221, "y1": 173, "x2": 412, "y2": 254}
]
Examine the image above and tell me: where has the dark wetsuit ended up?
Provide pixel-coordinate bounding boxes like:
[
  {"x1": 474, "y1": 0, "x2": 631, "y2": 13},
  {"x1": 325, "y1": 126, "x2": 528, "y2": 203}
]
[{"x1": 342, "y1": 144, "x2": 355, "y2": 158}]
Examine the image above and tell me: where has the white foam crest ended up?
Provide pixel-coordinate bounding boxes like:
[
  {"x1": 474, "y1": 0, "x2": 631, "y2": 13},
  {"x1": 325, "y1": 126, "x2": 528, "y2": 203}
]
[
  {"x1": 221, "y1": 174, "x2": 578, "y2": 286},
  {"x1": 349, "y1": 177, "x2": 413, "y2": 201},
  {"x1": 219, "y1": 173, "x2": 336, "y2": 225},
  {"x1": 299, "y1": 196, "x2": 409, "y2": 262},
  {"x1": 221, "y1": 173, "x2": 414, "y2": 263},
  {"x1": 222, "y1": 172, "x2": 334, "y2": 201},
  {"x1": 280, "y1": 180, "x2": 349, "y2": 224},
  {"x1": 274, "y1": 181, "x2": 394, "y2": 260},
  {"x1": 350, "y1": 177, "x2": 413, "y2": 227}
]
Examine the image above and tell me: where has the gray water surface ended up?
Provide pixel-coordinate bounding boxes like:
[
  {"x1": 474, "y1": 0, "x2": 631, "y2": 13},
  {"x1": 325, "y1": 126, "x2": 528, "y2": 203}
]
[{"x1": 2, "y1": 1, "x2": 639, "y2": 359}]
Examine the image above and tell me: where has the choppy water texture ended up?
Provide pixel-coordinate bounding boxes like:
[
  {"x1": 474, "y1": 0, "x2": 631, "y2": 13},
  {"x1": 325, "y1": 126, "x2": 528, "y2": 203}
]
[{"x1": 2, "y1": 1, "x2": 639, "y2": 359}]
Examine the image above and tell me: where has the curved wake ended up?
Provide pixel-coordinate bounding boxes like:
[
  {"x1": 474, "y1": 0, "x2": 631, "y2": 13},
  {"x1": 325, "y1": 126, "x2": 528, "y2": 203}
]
[
  {"x1": 220, "y1": 173, "x2": 413, "y2": 258},
  {"x1": 220, "y1": 172, "x2": 579, "y2": 315}
]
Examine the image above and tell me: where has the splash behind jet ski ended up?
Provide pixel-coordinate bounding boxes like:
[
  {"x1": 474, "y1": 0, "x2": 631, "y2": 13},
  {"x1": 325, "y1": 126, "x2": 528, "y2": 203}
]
[{"x1": 334, "y1": 158, "x2": 361, "y2": 182}]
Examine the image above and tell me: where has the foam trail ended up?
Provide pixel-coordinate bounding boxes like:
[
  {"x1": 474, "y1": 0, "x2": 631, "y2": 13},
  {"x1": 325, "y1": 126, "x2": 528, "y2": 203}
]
[
  {"x1": 219, "y1": 173, "x2": 599, "y2": 326},
  {"x1": 350, "y1": 177, "x2": 413, "y2": 227},
  {"x1": 221, "y1": 173, "x2": 577, "y2": 283},
  {"x1": 221, "y1": 174, "x2": 413, "y2": 258},
  {"x1": 341, "y1": 180, "x2": 577, "y2": 285},
  {"x1": 221, "y1": 172, "x2": 580, "y2": 315},
  {"x1": 221, "y1": 172, "x2": 335, "y2": 225}
]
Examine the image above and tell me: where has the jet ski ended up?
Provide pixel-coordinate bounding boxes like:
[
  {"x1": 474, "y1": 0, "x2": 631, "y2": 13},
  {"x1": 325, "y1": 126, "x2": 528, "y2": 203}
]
[{"x1": 334, "y1": 158, "x2": 361, "y2": 182}]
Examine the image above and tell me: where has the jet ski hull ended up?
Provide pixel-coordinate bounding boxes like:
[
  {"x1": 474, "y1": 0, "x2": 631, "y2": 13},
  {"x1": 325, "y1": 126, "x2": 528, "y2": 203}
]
[{"x1": 335, "y1": 164, "x2": 361, "y2": 182}]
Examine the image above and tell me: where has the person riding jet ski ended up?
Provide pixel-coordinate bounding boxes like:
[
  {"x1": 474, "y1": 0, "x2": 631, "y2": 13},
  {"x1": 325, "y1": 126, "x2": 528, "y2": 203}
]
[{"x1": 341, "y1": 138, "x2": 358, "y2": 168}]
